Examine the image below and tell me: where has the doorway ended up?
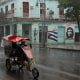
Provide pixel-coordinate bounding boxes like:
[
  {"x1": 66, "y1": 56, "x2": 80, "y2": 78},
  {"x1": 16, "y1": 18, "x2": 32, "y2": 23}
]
[
  {"x1": 5, "y1": 26, "x2": 10, "y2": 35},
  {"x1": 39, "y1": 26, "x2": 47, "y2": 43},
  {"x1": 75, "y1": 33, "x2": 79, "y2": 42},
  {"x1": 22, "y1": 24, "x2": 32, "y2": 39},
  {"x1": 0, "y1": 26, "x2": 4, "y2": 42}
]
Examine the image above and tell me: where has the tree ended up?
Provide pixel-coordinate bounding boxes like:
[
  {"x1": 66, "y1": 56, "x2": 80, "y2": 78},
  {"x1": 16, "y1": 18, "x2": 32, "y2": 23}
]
[{"x1": 58, "y1": 0, "x2": 80, "y2": 33}]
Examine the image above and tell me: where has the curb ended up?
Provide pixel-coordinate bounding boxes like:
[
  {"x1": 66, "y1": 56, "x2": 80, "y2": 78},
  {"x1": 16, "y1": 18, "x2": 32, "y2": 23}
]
[{"x1": 47, "y1": 46, "x2": 80, "y2": 51}]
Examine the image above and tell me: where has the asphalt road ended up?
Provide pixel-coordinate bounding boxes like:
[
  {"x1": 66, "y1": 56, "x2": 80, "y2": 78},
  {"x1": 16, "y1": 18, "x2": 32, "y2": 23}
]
[{"x1": 0, "y1": 47, "x2": 80, "y2": 80}]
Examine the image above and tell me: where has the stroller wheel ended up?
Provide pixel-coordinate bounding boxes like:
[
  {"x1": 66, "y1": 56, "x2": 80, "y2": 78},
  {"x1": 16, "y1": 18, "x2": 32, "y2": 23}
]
[
  {"x1": 6, "y1": 59, "x2": 11, "y2": 71},
  {"x1": 32, "y1": 68, "x2": 39, "y2": 79}
]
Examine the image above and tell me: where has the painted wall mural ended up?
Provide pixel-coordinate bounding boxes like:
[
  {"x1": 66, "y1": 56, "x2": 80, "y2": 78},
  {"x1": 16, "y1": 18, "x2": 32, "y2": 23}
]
[
  {"x1": 48, "y1": 25, "x2": 58, "y2": 42},
  {"x1": 48, "y1": 30, "x2": 58, "y2": 41},
  {"x1": 64, "y1": 23, "x2": 75, "y2": 40},
  {"x1": 32, "y1": 24, "x2": 39, "y2": 43},
  {"x1": 34, "y1": 28, "x2": 38, "y2": 40}
]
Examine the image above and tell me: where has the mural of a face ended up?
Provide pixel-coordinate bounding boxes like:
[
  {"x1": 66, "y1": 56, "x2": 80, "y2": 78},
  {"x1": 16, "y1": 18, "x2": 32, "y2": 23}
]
[
  {"x1": 66, "y1": 27, "x2": 74, "y2": 39},
  {"x1": 34, "y1": 28, "x2": 38, "y2": 40}
]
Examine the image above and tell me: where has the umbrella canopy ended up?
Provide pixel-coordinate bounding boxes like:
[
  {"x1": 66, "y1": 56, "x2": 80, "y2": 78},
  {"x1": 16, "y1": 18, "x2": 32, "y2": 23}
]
[{"x1": 3, "y1": 35, "x2": 31, "y2": 42}]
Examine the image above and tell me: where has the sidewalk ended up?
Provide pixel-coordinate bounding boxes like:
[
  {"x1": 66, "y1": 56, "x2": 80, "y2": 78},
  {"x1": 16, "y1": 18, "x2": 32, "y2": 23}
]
[
  {"x1": 1, "y1": 43, "x2": 80, "y2": 51},
  {"x1": 47, "y1": 44, "x2": 80, "y2": 51}
]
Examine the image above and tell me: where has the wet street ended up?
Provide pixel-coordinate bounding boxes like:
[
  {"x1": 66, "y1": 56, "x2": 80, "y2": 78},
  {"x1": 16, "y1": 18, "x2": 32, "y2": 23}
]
[{"x1": 0, "y1": 46, "x2": 80, "y2": 80}]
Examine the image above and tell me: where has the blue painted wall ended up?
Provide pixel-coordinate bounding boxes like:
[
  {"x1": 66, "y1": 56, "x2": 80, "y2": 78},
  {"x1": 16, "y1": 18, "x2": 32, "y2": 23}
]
[{"x1": 58, "y1": 27, "x2": 65, "y2": 43}]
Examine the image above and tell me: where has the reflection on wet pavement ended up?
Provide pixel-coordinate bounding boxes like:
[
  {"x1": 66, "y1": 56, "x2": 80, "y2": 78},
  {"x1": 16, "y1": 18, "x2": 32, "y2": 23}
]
[
  {"x1": 32, "y1": 47, "x2": 80, "y2": 80},
  {"x1": 0, "y1": 47, "x2": 80, "y2": 80}
]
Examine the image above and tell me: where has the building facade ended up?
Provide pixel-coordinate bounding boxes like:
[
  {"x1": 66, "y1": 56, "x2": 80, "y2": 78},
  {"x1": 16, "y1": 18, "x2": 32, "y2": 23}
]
[{"x1": 0, "y1": 0, "x2": 79, "y2": 44}]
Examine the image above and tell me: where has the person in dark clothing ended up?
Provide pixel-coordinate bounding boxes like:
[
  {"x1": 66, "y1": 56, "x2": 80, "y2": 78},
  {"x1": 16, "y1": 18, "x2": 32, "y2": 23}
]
[
  {"x1": 16, "y1": 41, "x2": 28, "y2": 61},
  {"x1": 9, "y1": 42, "x2": 17, "y2": 57},
  {"x1": 20, "y1": 41, "x2": 27, "y2": 47},
  {"x1": 12, "y1": 42, "x2": 17, "y2": 48}
]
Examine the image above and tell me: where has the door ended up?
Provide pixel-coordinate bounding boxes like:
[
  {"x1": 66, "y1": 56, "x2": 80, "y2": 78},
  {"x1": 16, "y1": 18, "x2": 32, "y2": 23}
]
[
  {"x1": 5, "y1": 26, "x2": 10, "y2": 35},
  {"x1": 13, "y1": 24, "x2": 17, "y2": 35},
  {"x1": 75, "y1": 33, "x2": 79, "y2": 42},
  {"x1": 0, "y1": 27, "x2": 4, "y2": 42},
  {"x1": 23, "y1": 2, "x2": 29, "y2": 17},
  {"x1": 5, "y1": 5, "x2": 8, "y2": 16},
  {"x1": 40, "y1": 3, "x2": 46, "y2": 18},
  {"x1": 39, "y1": 26, "x2": 47, "y2": 43}
]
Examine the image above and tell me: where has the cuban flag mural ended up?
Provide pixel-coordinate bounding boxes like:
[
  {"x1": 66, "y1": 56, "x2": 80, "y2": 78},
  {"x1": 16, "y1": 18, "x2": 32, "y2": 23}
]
[{"x1": 48, "y1": 26, "x2": 58, "y2": 42}]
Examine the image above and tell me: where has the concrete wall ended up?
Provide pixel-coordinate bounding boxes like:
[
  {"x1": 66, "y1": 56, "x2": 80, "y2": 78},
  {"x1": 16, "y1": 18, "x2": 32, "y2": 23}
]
[
  {"x1": 0, "y1": 0, "x2": 18, "y2": 17},
  {"x1": 15, "y1": 22, "x2": 78, "y2": 44},
  {"x1": 46, "y1": 0, "x2": 59, "y2": 18},
  {"x1": 58, "y1": 27, "x2": 65, "y2": 44},
  {"x1": 1, "y1": 21, "x2": 79, "y2": 44},
  {"x1": 17, "y1": 23, "x2": 22, "y2": 36}
]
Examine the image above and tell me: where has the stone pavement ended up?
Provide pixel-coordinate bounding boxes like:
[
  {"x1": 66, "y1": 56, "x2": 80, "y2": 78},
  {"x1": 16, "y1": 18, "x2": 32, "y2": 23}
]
[{"x1": 47, "y1": 44, "x2": 80, "y2": 51}]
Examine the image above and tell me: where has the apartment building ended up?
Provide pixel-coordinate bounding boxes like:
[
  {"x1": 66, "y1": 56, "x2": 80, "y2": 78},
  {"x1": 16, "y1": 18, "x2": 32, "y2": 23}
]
[{"x1": 0, "y1": 0, "x2": 78, "y2": 44}]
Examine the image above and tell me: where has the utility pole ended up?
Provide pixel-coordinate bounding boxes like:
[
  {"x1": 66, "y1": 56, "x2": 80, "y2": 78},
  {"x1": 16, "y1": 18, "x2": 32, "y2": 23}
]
[
  {"x1": 41, "y1": 0, "x2": 46, "y2": 47},
  {"x1": 11, "y1": 8, "x2": 16, "y2": 35},
  {"x1": 36, "y1": 0, "x2": 46, "y2": 47}
]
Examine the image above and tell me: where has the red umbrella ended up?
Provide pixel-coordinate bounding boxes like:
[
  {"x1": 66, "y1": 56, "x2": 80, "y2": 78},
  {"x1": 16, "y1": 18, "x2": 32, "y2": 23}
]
[{"x1": 3, "y1": 35, "x2": 31, "y2": 42}]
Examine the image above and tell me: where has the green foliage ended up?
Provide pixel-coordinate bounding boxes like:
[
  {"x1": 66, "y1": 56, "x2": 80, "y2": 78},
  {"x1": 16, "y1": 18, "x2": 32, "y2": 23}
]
[
  {"x1": 58, "y1": 0, "x2": 80, "y2": 32},
  {"x1": 58, "y1": 0, "x2": 80, "y2": 18},
  {"x1": 58, "y1": 0, "x2": 80, "y2": 8}
]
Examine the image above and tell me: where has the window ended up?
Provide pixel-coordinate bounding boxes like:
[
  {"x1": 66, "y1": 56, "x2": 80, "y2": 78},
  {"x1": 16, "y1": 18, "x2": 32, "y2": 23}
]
[
  {"x1": 59, "y1": 7, "x2": 64, "y2": 15},
  {"x1": 23, "y1": 2, "x2": 29, "y2": 17},
  {"x1": 5, "y1": 5, "x2": 8, "y2": 15},
  {"x1": 11, "y1": 3, "x2": 14, "y2": 13},
  {"x1": 40, "y1": 9, "x2": 43, "y2": 14},
  {"x1": 40, "y1": 3, "x2": 46, "y2": 17},
  {"x1": 11, "y1": 3, "x2": 14, "y2": 8},
  {"x1": 1, "y1": 8, "x2": 3, "y2": 12}
]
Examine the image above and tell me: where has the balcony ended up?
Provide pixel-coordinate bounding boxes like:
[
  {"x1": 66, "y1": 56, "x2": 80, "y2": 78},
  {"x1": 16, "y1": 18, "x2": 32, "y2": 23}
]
[
  {"x1": 59, "y1": 15, "x2": 65, "y2": 20},
  {"x1": 4, "y1": 11, "x2": 66, "y2": 23},
  {"x1": 6, "y1": 9, "x2": 14, "y2": 18},
  {"x1": 23, "y1": 13, "x2": 29, "y2": 17}
]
